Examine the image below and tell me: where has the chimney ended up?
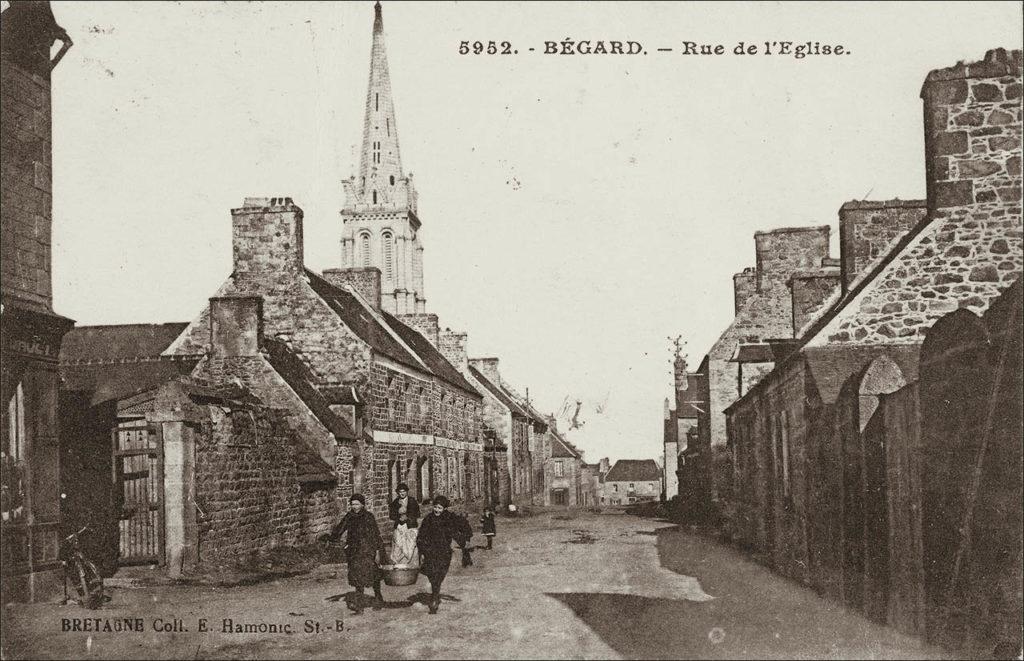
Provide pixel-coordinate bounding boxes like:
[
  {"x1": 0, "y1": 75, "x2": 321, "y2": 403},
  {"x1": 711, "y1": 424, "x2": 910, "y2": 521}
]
[
  {"x1": 397, "y1": 313, "x2": 440, "y2": 347},
  {"x1": 469, "y1": 357, "x2": 501, "y2": 382},
  {"x1": 838, "y1": 200, "x2": 927, "y2": 293},
  {"x1": 732, "y1": 268, "x2": 757, "y2": 315},
  {"x1": 439, "y1": 328, "x2": 469, "y2": 369},
  {"x1": 322, "y1": 267, "x2": 382, "y2": 311},
  {"x1": 231, "y1": 197, "x2": 304, "y2": 276},
  {"x1": 788, "y1": 268, "x2": 841, "y2": 337},
  {"x1": 754, "y1": 226, "x2": 831, "y2": 289},
  {"x1": 920, "y1": 48, "x2": 1023, "y2": 212},
  {"x1": 210, "y1": 296, "x2": 263, "y2": 357}
]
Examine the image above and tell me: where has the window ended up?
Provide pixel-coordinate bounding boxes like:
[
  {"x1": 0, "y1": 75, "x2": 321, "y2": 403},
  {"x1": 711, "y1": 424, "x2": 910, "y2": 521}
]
[
  {"x1": 554, "y1": 460, "x2": 564, "y2": 477},
  {"x1": 629, "y1": 483, "x2": 635, "y2": 490},
  {"x1": 359, "y1": 232, "x2": 371, "y2": 267},
  {"x1": 2, "y1": 382, "x2": 27, "y2": 523},
  {"x1": 382, "y1": 231, "x2": 394, "y2": 281},
  {"x1": 386, "y1": 118, "x2": 390, "y2": 136},
  {"x1": 389, "y1": 175, "x2": 395, "y2": 186},
  {"x1": 372, "y1": 190, "x2": 378, "y2": 204},
  {"x1": 375, "y1": 92, "x2": 379, "y2": 111},
  {"x1": 612, "y1": 484, "x2": 618, "y2": 493}
]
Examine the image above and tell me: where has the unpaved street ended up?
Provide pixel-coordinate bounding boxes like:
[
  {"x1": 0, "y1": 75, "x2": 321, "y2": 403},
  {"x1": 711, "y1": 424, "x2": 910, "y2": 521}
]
[{"x1": 1, "y1": 512, "x2": 949, "y2": 659}]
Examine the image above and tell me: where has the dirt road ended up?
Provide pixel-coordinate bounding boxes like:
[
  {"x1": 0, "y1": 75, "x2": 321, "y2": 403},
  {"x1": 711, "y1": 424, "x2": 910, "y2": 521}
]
[{"x1": 0, "y1": 511, "x2": 949, "y2": 659}]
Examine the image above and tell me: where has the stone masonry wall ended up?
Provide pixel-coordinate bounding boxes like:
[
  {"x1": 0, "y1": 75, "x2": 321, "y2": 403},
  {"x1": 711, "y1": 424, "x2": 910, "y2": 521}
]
[
  {"x1": 194, "y1": 405, "x2": 338, "y2": 560},
  {"x1": 707, "y1": 226, "x2": 832, "y2": 450},
  {"x1": 1, "y1": 52, "x2": 53, "y2": 311},
  {"x1": 814, "y1": 49, "x2": 1022, "y2": 346},
  {"x1": 791, "y1": 271, "x2": 841, "y2": 336},
  {"x1": 839, "y1": 200, "x2": 928, "y2": 293}
]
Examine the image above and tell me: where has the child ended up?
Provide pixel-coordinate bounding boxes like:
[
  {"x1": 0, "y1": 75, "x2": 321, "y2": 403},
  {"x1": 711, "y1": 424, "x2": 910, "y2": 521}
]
[{"x1": 480, "y1": 507, "x2": 497, "y2": 550}]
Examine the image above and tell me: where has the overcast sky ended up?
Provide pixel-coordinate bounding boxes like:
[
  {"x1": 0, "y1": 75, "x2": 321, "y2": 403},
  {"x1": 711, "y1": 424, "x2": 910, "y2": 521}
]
[{"x1": 43, "y1": 1, "x2": 1022, "y2": 464}]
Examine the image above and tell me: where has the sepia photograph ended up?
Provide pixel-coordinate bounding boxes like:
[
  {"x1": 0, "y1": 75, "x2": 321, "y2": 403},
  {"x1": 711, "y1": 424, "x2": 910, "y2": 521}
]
[{"x1": 0, "y1": 1, "x2": 1021, "y2": 659}]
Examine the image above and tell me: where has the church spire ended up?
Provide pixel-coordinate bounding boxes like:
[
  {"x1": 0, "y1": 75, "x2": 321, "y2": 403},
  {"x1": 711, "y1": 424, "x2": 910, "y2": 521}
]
[{"x1": 357, "y1": 0, "x2": 403, "y2": 208}]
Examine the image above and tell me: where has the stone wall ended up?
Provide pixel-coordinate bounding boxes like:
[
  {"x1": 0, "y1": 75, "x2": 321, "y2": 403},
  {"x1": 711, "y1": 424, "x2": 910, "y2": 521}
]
[
  {"x1": 1, "y1": 50, "x2": 53, "y2": 311},
  {"x1": 790, "y1": 269, "x2": 841, "y2": 336},
  {"x1": 838, "y1": 200, "x2": 927, "y2": 293},
  {"x1": 194, "y1": 406, "x2": 338, "y2": 560},
  {"x1": 733, "y1": 268, "x2": 757, "y2": 316},
  {"x1": 396, "y1": 313, "x2": 439, "y2": 346},
  {"x1": 814, "y1": 49, "x2": 1022, "y2": 346},
  {"x1": 322, "y1": 267, "x2": 382, "y2": 310}
]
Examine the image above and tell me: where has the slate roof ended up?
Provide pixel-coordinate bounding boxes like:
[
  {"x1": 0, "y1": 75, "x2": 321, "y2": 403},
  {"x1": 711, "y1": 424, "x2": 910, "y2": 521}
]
[
  {"x1": 604, "y1": 459, "x2": 662, "y2": 483},
  {"x1": 468, "y1": 366, "x2": 529, "y2": 416},
  {"x1": 263, "y1": 338, "x2": 358, "y2": 441},
  {"x1": 61, "y1": 357, "x2": 200, "y2": 406},
  {"x1": 731, "y1": 343, "x2": 774, "y2": 363},
  {"x1": 551, "y1": 433, "x2": 580, "y2": 459},
  {"x1": 61, "y1": 323, "x2": 189, "y2": 363},
  {"x1": 305, "y1": 270, "x2": 481, "y2": 399},
  {"x1": 60, "y1": 323, "x2": 199, "y2": 406},
  {"x1": 380, "y1": 311, "x2": 482, "y2": 397}
]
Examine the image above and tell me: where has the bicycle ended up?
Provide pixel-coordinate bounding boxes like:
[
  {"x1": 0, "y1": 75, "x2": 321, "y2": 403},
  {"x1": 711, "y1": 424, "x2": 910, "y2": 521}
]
[{"x1": 61, "y1": 525, "x2": 105, "y2": 609}]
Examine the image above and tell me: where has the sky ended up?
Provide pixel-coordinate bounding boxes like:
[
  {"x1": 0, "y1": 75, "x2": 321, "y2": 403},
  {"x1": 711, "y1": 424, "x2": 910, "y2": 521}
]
[{"x1": 40, "y1": 1, "x2": 1023, "y2": 465}]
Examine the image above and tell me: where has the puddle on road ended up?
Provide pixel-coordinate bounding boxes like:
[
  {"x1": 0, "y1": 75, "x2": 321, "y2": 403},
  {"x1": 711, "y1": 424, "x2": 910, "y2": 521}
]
[{"x1": 563, "y1": 530, "x2": 597, "y2": 544}]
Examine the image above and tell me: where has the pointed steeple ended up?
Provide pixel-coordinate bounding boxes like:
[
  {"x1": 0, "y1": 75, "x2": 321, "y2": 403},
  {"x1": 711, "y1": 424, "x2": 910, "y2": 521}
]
[
  {"x1": 340, "y1": 2, "x2": 425, "y2": 316},
  {"x1": 357, "y1": 0, "x2": 403, "y2": 208}
]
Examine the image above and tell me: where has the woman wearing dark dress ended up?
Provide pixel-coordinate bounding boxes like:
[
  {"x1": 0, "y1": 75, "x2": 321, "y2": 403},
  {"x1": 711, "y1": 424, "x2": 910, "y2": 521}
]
[
  {"x1": 415, "y1": 495, "x2": 471, "y2": 614},
  {"x1": 328, "y1": 493, "x2": 385, "y2": 614}
]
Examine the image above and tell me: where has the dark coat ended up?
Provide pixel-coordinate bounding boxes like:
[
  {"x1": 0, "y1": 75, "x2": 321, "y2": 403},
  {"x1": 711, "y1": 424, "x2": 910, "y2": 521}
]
[
  {"x1": 388, "y1": 495, "x2": 421, "y2": 529},
  {"x1": 330, "y1": 509, "x2": 384, "y2": 588},
  {"x1": 480, "y1": 512, "x2": 496, "y2": 535},
  {"x1": 416, "y1": 511, "x2": 471, "y2": 582}
]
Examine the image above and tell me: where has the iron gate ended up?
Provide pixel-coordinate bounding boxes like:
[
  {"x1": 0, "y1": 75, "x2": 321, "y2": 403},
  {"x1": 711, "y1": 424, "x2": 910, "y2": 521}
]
[{"x1": 112, "y1": 419, "x2": 164, "y2": 565}]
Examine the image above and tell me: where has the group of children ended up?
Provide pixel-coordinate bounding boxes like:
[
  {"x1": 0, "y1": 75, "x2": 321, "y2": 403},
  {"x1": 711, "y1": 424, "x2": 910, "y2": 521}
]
[{"x1": 324, "y1": 484, "x2": 499, "y2": 615}]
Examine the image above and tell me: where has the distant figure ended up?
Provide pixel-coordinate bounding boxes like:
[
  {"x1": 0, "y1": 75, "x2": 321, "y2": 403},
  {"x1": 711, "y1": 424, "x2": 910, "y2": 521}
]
[
  {"x1": 416, "y1": 495, "x2": 471, "y2": 614},
  {"x1": 507, "y1": 503, "x2": 518, "y2": 517},
  {"x1": 326, "y1": 494, "x2": 384, "y2": 614},
  {"x1": 480, "y1": 507, "x2": 497, "y2": 550},
  {"x1": 388, "y1": 483, "x2": 420, "y2": 566}
]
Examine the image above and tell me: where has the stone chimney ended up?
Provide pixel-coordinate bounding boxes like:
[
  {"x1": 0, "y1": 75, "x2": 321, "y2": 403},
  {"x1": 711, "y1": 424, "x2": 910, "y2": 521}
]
[
  {"x1": 788, "y1": 267, "x2": 841, "y2": 337},
  {"x1": 469, "y1": 357, "x2": 501, "y2": 383},
  {"x1": 838, "y1": 200, "x2": 927, "y2": 293},
  {"x1": 439, "y1": 328, "x2": 469, "y2": 369},
  {"x1": 754, "y1": 226, "x2": 832, "y2": 290},
  {"x1": 398, "y1": 313, "x2": 440, "y2": 346},
  {"x1": 921, "y1": 48, "x2": 1023, "y2": 213},
  {"x1": 732, "y1": 267, "x2": 757, "y2": 315},
  {"x1": 231, "y1": 197, "x2": 304, "y2": 276},
  {"x1": 209, "y1": 296, "x2": 263, "y2": 357},
  {"x1": 322, "y1": 267, "x2": 382, "y2": 311}
]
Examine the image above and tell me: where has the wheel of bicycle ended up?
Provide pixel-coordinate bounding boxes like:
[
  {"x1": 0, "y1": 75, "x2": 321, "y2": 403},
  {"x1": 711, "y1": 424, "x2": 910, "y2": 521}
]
[{"x1": 76, "y1": 558, "x2": 104, "y2": 609}]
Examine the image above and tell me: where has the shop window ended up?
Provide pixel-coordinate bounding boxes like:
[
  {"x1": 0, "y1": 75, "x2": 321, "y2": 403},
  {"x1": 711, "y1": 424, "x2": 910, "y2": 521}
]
[{"x1": 2, "y1": 383, "x2": 27, "y2": 524}]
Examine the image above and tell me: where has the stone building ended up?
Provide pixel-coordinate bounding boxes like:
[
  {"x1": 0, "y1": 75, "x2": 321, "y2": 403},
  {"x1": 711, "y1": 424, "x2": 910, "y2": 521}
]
[
  {"x1": 59, "y1": 318, "x2": 348, "y2": 575},
  {"x1": 539, "y1": 422, "x2": 584, "y2": 507},
  {"x1": 602, "y1": 459, "x2": 662, "y2": 506},
  {"x1": 164, "y1": 197, "x2": 486, "y2": 531},
  {"x1": 724, "y1": 48, "x2": 1021, "y2": 654},
  {"x1": 466, "y1": 358, "x2": 535, "y2": 508},
  {"x1": 1, "y1": 0, "x2": 74, "y2": 604}
]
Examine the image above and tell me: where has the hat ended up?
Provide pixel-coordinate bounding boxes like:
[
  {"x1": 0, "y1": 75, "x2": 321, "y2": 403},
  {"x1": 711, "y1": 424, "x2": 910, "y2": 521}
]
[
  {"x1": 397, "y1": 482, "x2": 410, "y2": 492},
  {"x1": 350, "y1": 493, "x2": 366, "y2": 505},
  {"x1": 433, "y1": 495, "x2": 450, "y2": 508}
]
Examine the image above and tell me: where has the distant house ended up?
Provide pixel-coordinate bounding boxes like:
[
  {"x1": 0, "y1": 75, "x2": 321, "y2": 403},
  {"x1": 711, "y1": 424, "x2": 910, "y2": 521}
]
[{"x1": 603, "y1": 459, "x2": 663, "y2": 506}]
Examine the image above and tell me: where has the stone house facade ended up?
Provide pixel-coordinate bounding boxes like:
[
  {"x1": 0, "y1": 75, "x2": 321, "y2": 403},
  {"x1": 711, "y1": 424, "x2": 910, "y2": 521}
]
[
  {"x1": 467, "y1": 358, "x2": 534, "y2": 508},
  {"x1": 724, "y1": 48, "x2": 1021, "y2": 654},
  {"x1": 538, "y1": 422, "x2": 584, "y2": 507},
  {"x1": 1, "y1": 1, "x2": 74, "y2": 604},
  {"x1": 164, "y1": 197, "x2": 486, "y2": 532},
  {"x1": 602, "y1": 459, "x2": 662, "y2": 506}
]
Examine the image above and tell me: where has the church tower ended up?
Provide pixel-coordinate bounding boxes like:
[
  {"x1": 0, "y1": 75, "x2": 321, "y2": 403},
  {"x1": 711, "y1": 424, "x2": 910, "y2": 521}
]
[{"x1": 340, "y1": 1, "x2": 426, "y2": 315}]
